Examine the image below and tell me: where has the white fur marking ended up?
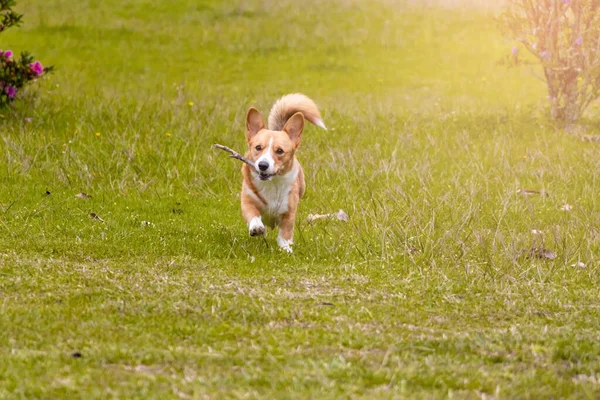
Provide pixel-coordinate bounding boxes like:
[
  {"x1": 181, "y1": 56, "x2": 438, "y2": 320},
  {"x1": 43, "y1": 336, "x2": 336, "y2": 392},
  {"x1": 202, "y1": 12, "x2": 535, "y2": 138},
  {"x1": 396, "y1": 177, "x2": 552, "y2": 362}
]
[
  {"x1": 315, "y1": 119, "x2": 327, "y2": 130},
  {"x1": 248, "y1": 216, "x2": 265, "y2": 236},
  {"x1": 255, "y1": 137, "x2": 275, "y2": 175},
  {"x1": 277, "y1": 235, "x2": 293, "y2": 253},
  {"x1": 252, "y1": 162, "x2": 298, "y2": 219}
]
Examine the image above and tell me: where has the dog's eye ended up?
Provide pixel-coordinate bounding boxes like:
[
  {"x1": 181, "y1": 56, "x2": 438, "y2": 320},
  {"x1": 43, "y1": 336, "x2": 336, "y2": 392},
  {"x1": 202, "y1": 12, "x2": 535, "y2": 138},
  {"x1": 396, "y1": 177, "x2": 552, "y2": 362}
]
[
  {"x1": 255, "y1": 145, "x2": 262, "y2": 151},
  {"x1": 276, "y1": 148, "x2": 284, "y2": 155}
]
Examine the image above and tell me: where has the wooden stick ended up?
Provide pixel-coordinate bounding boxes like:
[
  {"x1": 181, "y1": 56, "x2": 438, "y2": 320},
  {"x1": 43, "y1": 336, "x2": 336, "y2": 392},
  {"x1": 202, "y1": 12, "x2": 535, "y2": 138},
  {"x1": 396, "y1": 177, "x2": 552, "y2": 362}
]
[{"x1": 213, "y1": 144, "x2": 257, "y2": 171}]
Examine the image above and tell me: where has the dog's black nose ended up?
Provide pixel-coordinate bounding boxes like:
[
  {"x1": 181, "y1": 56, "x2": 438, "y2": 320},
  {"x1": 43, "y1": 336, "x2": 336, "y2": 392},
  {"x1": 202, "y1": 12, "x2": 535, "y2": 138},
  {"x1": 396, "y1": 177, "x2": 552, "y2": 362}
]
[{"x1": 258, "y1": 161, "x2": 269, "y2": 171}]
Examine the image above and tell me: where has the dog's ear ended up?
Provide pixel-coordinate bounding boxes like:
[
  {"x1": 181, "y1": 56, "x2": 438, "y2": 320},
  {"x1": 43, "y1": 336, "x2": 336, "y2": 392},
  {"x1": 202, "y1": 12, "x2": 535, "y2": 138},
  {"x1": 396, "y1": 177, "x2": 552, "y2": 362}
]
[
  {"x1": 283, "y1": 112, "x2": 304, "y2": 148},
  {"x1": 246, "y1": 107, "x2": 265, "y2": 141}
]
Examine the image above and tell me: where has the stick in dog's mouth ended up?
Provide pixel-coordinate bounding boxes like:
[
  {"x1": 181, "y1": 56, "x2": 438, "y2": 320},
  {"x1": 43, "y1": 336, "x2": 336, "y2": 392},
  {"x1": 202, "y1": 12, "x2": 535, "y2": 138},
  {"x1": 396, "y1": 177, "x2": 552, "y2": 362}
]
[
  {"x1": 213, "y1": 144, "x2": 278, "y2": 181},
  {"x1": 258, "y1": 173, "x2": 274, "y2": 181},
  {"x1": 213, "y1": 144, "x2": 258, "y2": 171}
]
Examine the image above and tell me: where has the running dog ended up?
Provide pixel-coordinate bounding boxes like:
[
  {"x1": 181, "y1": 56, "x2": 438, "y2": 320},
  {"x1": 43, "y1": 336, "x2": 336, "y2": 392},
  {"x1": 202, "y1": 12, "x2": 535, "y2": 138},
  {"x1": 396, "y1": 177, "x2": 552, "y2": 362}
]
[{"x1": 240, "y1": 93, "x2": 326, "y2": 253}]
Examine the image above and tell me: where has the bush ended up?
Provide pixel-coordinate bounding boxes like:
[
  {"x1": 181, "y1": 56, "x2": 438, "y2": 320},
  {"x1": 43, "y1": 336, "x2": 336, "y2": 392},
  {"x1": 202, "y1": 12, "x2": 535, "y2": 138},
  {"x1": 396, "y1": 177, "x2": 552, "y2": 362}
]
[
  {"x1": 502, "y1": 1, "x2": 600, "y2": 123},
  {"x1": 0, "y1": 0, "x2": 52, "y2": 107}
]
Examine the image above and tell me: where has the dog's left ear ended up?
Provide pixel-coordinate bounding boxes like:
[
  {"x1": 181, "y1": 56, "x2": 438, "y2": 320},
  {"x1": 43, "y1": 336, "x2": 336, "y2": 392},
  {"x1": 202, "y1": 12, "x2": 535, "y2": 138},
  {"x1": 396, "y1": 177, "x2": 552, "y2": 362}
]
[
  {"x1": 283, "y1": 112, "x2": 304, "y2": 148},
  {"x1": 246, "y1": 107, "x2": 265, "y2": 142}
]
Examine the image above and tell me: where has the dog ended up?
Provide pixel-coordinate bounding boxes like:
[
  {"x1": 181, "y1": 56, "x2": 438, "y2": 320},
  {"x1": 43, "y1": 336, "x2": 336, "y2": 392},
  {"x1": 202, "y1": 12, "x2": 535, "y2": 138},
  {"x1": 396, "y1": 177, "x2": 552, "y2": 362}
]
[{"x1": 241, "y1": 93, "x2": 327, "y2": 253}]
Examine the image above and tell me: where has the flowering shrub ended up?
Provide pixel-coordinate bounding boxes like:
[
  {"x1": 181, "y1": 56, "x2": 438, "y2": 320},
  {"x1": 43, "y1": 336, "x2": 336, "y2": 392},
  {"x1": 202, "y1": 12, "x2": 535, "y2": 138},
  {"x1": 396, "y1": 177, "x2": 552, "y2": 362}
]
[
  {"x1": 0, "y1": 0, "x2": 52, "y2": 107},
  {"x1": 502, "y1": 1, "x2": 600, "y2": 123}
]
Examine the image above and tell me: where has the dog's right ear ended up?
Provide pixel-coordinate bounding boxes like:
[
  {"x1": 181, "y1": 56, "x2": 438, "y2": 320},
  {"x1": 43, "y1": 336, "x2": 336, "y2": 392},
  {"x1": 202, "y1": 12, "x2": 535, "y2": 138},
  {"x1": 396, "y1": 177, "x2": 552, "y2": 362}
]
[{"x1": 246, "y1": 107, "x2": 265, "y2": 142}]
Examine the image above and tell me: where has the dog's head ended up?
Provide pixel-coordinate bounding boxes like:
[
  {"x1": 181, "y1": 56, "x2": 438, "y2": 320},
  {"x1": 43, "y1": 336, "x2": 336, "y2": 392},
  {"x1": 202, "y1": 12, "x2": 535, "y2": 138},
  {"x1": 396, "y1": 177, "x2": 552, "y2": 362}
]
[{"x1": 245, "y1": 107, "x2": 304, "y2": 181}]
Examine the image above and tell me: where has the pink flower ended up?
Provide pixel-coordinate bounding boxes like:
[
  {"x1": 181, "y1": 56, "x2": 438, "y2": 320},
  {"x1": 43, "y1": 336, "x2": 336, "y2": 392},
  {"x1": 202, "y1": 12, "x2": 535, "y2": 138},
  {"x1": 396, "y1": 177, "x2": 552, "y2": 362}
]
[
  {"x1": 575, "y1": 37, "x2": 583, "y2": 46},
  {"x1": 512, "y1": 46, "x2": 518, "y2": 55},
  {"x1": 5, "y1": 85, "x2": 16, "y2": 99},
  {"x1": 3, "y1": 50, "x2": 13, "y2": 59},
  {"x1": 29, "y1": 61, "x2": 44, "y2": 76}
]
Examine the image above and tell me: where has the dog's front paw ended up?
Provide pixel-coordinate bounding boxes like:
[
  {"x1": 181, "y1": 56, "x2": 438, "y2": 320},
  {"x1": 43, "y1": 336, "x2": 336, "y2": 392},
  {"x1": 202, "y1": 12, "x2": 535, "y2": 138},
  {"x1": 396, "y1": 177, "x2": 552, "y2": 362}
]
[
  {"x1": 249, "y1": 217, "x2": 266, "y2": 237},
  {"x1": 277, "y1": 236, "x2": 293, "y2": 253}
]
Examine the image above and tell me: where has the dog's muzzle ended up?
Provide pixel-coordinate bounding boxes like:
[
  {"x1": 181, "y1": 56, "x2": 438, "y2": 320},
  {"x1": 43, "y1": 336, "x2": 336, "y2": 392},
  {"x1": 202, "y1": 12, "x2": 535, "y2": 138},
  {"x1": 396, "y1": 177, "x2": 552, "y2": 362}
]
[{"x1": 258, "y1": 173, "x2": 274, "y2": 181}]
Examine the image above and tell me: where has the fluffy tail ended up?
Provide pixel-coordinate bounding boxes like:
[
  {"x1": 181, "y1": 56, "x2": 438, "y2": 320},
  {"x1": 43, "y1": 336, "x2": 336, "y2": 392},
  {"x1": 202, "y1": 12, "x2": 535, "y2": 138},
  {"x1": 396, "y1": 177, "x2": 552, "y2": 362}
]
[{"x1": 267, "y1": 93, "x2": 327, "y2": 131}]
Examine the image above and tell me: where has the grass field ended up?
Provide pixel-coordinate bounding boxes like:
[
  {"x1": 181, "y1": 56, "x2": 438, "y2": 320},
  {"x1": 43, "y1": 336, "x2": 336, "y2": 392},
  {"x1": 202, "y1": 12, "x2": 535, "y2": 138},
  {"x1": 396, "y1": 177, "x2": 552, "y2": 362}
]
[{"x1": 2, "y1": 0, "x2": 600, "y2": 398}]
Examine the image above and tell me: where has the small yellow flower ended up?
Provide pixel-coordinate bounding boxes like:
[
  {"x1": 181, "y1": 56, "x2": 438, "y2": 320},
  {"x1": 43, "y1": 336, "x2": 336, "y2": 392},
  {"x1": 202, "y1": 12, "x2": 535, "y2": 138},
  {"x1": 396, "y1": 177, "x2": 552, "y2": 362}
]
[
  {"x1": 95, "y1": 132, "x2": 101, "y2": 137},
  {"x1": 481, "y1": 76, "x2": 487, "y2": 82},
  {"x1": 165, "y1": 132, "x2": 172, "y2": 137},
  {"x1": 188, "y1": 101, "x2": 194, "y2": 107}
]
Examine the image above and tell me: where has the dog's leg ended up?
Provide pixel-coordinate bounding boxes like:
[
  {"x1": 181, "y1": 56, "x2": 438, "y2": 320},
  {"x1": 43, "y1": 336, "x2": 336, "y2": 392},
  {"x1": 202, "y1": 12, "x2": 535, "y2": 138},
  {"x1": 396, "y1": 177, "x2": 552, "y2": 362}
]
[
  {"x1": 246, "y1": 211, "x2": 265, "y2": 237},
  {"x1": 277, "y1": 187, "x2": 300, "y2": 253},
  {"x1": 242, "y1": 198, "x2": 265, "y2": 237},
  {"x1": 248, "y1": 216, "x2": 265, "y2": 237},
  {"x1": 277, "y1": 214, "x2": 294, "y2": 253},
  {"x1": 277, "y1": 211, "x2": 296, "y2": 253}
]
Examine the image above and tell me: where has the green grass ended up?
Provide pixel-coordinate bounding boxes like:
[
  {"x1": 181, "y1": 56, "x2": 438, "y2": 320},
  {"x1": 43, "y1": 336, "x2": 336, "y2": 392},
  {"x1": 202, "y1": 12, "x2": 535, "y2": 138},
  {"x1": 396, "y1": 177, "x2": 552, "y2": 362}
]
[{"x1": 1, "y1": 0, "x2": 600, "y2": 398}]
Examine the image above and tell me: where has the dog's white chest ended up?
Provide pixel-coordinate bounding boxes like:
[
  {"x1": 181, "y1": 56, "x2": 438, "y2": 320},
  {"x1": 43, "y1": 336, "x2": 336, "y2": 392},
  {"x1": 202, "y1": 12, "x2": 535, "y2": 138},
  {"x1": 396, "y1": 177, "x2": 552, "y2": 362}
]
[
  {"x1": 258, "y1": 183, "x2": 290, "y2": 216},
  {"x1": 252, "y1": 166, "x2": 298, "y2": 219}
]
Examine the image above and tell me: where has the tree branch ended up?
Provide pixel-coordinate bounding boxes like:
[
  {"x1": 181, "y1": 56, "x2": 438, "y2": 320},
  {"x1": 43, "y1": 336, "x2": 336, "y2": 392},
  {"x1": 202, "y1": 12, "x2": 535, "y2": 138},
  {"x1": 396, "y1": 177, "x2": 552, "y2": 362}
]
[{"x1": 212, "y1": 144, "x2": 258, "y2": 171}]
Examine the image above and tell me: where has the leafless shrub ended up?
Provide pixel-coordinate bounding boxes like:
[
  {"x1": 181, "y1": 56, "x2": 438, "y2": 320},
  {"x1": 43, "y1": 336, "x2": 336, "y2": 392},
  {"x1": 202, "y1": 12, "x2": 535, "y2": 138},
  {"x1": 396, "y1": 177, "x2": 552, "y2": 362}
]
[{"x1": 502, "y1": 1, "x2": 600, "y2": 123}]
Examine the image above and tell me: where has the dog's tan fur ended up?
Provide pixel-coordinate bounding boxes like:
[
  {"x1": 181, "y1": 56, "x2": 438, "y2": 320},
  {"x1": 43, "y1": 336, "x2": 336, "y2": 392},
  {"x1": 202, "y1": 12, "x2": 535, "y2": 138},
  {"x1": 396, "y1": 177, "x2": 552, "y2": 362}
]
[{"x1": 240, "y1": 94, "x2": 326, "y2": 253}]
